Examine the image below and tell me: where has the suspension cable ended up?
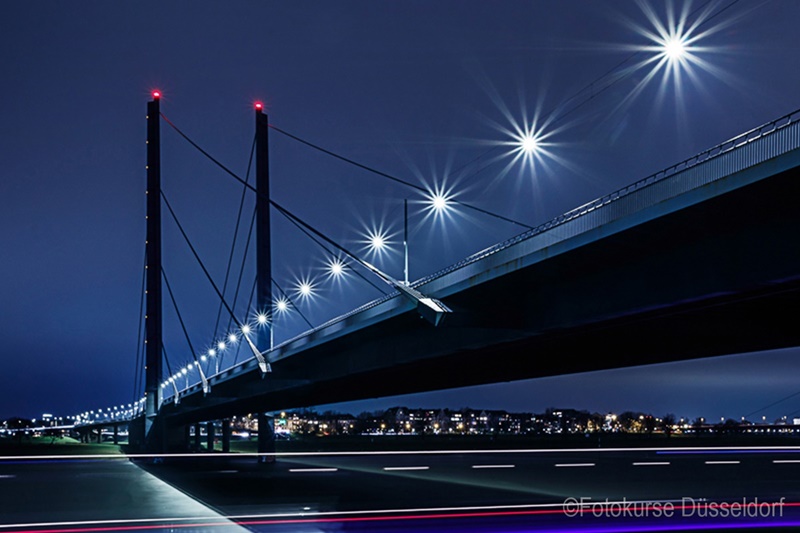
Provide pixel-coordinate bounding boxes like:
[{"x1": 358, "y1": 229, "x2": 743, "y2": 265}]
[
  {"x1": 272, "y1": 277, "x2": 314, "y2": 330},
  {"x1": 231, "y1": 276, "x2": 258, "y2": 367},
  {"x1": 274, "y1": 204, "x2": 387, "y2": 295},
  {"x1": 161, "y1": 345, "x2": 175, "y2": 390},
  {"x1": 161, "y1": 190, "x2": 245, "y2": 332},
  {"x1": 162, "y1": 111, "x2": 531, "y2": 230},
  {"x1": 213, "y1": 135, "x2": 257, "y2": 340},
  {"x1": 132, "y1": 249, "x2": 147, "y2": 406},
  {"x1": 161, "y1": 266, "x2": 203, "y2": 368},
  {"x1": 268, "y1": 124, "x2": 533, "y2": 230},
  {"x1": 225, "y1": 207, "x2": 256, "y2": 335},
  {"x1": 160, "y1": 117, "x2": 402, "y2": 293}
]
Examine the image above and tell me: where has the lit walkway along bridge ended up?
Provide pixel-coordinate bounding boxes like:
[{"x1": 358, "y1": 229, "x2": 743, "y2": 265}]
[{"x1": 79, "y1": 99, "x2": 800, "y2": 452}]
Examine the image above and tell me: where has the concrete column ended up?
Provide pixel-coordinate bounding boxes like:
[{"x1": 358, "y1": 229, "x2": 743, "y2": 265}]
[
  {"x1": 222, "y1": 419, "x2": 231, "y2": 453},
  {"x1": 113, "y1": 425, "x2": 119, "y2": 445},
  {"x1": 257, "y1": 413, "x2": 275, "y2": 463},
  {"x1": 194, "y1": 423, "x2": 202, "y2": 450},
  {"x1": 206, "y1": 421, "x2": 215, "y2": 452}
]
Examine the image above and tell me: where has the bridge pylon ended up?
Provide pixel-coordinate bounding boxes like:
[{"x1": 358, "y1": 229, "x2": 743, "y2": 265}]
[
  {"x1": 144, "y1": 92, "x2": 163, "y2": 446},
  {"x1": 255, "y1": 103, "x2": 272, "y2": 350}
]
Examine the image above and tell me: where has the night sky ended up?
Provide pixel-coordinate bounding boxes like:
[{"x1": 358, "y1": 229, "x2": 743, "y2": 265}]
[{"x1": 2, "y1": 1, "x2": 799, "y2": 422}]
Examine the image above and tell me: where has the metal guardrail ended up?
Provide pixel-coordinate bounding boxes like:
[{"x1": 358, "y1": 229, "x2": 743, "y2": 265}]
[{"x1": 412, "y1": 108, "x2": 800, "y2": 288}]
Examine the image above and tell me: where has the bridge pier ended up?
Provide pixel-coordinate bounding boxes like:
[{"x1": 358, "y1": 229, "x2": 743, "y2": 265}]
[
  {"x1": 193, "y1": 423, "x2": 201, "y2": 450},
  {"x1": 206, "y1": 421, "x2": 215, "y2": 452},
  {"x1": 113, "y1": 425, "x2": 119, "y2": 445},
  {"x1": 257, "y1": 413, "x2": 275, "y2": 463},
  {"x1": 222, "y1": 419, "x2": 231, "y2": 453}
]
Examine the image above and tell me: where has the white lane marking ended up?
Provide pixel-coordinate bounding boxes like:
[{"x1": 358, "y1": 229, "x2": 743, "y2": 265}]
[
  {"x1": 773, "y1": 460, "x2": 800, "y2": 464},
  {"x1": 2, "y1": 445, "x2": 800, "y2": 461},
  {"x1": 632, "y1": 462, "x2": 670, "y2": 466},
  {"x1": 704, "y1": 460, "x2": 740, "y2": 465},
  {"x1": 0, "y1": 446, "x2": 800, "y2": 462},
  {"x1": 0, "y1": 475, "x2": 15, "y2": 479},
  {"x1": 288, "y1": 468, "x2": 338, "y2": 473},
  {"x1": 383, "y1": 466, "x2": 430, "y2": 471},
  {"x1": 555, "y1": 463, "x2": 595, "y2": 467},
  {"x1": 214, "y1": 470, "x2": 239, "y2": 474},
  {"x1": 471, "y1": 464, "x2": 515, "y2": 469}
]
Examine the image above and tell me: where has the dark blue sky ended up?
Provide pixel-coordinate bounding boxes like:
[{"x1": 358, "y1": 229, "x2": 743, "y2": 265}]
[{"x1": 2, "y1": 1, "x2": 799, "y2": 421}]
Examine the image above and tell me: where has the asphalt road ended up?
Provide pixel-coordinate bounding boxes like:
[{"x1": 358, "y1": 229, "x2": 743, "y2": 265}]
[{"x1": 1, "y1": 446, "x2": 800, "y2": 532}]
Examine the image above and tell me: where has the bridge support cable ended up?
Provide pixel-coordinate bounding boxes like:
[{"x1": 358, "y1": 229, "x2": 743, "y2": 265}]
[
  {"x1": 275, "y1": 205, "x2": 388, "y2": 296},
  {"x1": 272, "y1": 278, "x2": 314, "y2": 330},
  {"x1": 266, "y1": 124, "x2": 532, "y2": 230},
  {"x1": 220, "y1": 207, "x2": 257, "y2": 370},
  {"x1": 131, "y1": 250, "x2": 147, "y2": 408},
  {"x1": 213, "y1": 135, "x2": 257, "y2": 344},
  {"x1": 161, "y1": 190, "x2": 271, "y2": 375},
  {"x1": 231, "y1": 275, "x2": 258, "y2": 367},
  {"x1": 270, "y1": 201, "x2": 452, "y2": 326},
  {"x1": 161, "y1": 267, "x2": 209, "y2": 394},
  {"x1": 160, "y1": 114, "x2": 451, "y2": 326},
  {"x1": 161, "y1": 345, "x2": 180, "y2": 405}
]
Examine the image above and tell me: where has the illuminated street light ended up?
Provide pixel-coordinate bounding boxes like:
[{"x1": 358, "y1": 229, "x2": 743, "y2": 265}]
[
  {"x1": 217, "y1": 341, "x2": 226, "y2": 351},
  {"x1": 327, "y1": 258, "x2": 345, "y2": 278},
  {"x1": 275, "y1": 297, "x2": 290, "y2": 313},
  {"x1": 295, "y1": 278, "x2": 316, "y2": 301},
  {"x1": 520, "y1": 134, "x2": 539, "y2": 154},
  {"x1": 663, "y1": 36, "x2": 686, "y2": 60},
  {"x1": 369, "y1": 232, "x2": 386, "y2": 251},
  {"x1": 256, "y1": 312, "x2": 269, "y2": 325},
  {"x1": 227, "y1": 333, "x2": 238, "y2": 344},
  {"x1": 431, "y1": 193, "x2": 448, "y2": 212}
]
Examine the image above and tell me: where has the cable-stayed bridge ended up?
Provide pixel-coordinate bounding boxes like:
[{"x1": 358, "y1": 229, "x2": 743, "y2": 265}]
[{"x1": 75, "y1": 98, "x2": 800, "y2": 452}]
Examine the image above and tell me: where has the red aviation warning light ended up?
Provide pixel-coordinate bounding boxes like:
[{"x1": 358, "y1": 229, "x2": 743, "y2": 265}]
[
  {"x1": 254, "y1": 102, "x2": 263, "y2": 111},
  {"x1": 152, "y1": 90, "x2": 161, "y2": 99}
]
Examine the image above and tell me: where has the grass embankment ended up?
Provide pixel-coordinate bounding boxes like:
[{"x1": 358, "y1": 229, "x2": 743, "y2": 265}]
[{"x1": 0, "y1": 435, "x2": 123, "y2": 456}]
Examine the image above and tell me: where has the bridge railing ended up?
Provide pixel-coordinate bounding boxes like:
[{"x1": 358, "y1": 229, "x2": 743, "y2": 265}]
[
  {"x1": 219, "y1": 107, "x2": 800, "y2": 377},
  {"x1": 413, "y1": 107, "x2": 800, "y2": 289}
]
